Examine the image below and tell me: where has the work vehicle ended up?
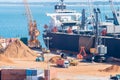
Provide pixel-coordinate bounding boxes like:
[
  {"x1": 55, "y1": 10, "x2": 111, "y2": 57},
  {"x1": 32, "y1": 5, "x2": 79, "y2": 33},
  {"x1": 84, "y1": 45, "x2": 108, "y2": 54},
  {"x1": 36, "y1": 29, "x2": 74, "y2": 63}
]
[{"x1": 56, "y1": 59, "x2": 69, "y2": 68}]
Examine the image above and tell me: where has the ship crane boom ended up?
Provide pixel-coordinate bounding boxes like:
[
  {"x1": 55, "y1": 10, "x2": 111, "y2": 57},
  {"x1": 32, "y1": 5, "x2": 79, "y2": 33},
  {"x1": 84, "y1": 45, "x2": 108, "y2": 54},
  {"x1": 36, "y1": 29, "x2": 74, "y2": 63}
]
[
  {"x1": 23, "y1": 0, "x2": 40, "y2": 48},
  {"x1": 24, "y1": 0, "x2": 33, "y2": 23},
  {"x1": 109, "y1": 0, "x2": 120, "y2": 25}
]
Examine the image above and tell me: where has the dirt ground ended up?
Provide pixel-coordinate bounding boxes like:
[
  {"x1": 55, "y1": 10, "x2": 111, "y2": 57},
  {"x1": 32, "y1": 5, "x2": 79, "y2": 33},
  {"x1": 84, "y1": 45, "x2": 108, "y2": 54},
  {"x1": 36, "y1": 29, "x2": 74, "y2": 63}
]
[
  {"x1": 0, "y1": 40, "x2": 120, "y2": 80},
  {"x1": 0, "y1": 53, "x2": 120, "y2": 80}
]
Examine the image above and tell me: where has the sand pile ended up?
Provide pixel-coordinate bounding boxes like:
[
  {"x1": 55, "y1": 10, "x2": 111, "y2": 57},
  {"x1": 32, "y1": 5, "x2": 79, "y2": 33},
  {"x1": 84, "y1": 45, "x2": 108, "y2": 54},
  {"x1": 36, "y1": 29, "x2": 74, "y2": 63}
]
[
  {"x1": 0, "y1": 43, "x2": 3, "y2": 52},
  {"x1": 49, "y1": 56, "x2": 61, "y2": 64},
  {"x1": 0, "y1": 43, "x2": 13, "y2": 63},
  {"x1": 99, "y1": 65, "x2": 120, "y2": 72},
  {"x1": 0, "y1": 43, "x2": 3, "y2": 49},
  {"x1": 0, "y1": 54, "x2": 13, "y2": 63},
  {"x1": 3, "y1": 39, "x2": 37, "y2": 59}
]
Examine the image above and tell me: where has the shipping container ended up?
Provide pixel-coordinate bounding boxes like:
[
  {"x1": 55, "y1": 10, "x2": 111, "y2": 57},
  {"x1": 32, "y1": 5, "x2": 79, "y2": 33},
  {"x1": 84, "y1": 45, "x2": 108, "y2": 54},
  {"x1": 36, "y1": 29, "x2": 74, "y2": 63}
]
[
  {"x1": 44, "y1": 70, "x2": 50, "y2": 76},
  {"x1": 26, "y1": 76, "x2": 38, "y2": 80},
  {"x1": 44, "y1": 76, "x2": 49, "y2": 80},
  {"x1": 26, "y1": 69, "x2": 37, "y2": 76},
  {"x1": 26, "y1": 69, "x2": 44, "y2": 80},
  {"x1": 37, "y1": 69, "x2": 44, "y2": 77},
  {"x1": 1, "y1": 69, "x2": 26, "y2": 80}
]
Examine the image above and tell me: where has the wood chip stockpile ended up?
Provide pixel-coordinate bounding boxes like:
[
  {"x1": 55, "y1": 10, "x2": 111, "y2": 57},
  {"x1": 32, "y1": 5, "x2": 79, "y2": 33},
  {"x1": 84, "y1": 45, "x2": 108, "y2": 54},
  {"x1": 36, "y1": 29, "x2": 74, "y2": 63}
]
[
  {"x1": 99, "y1": 65, "x2": 120, "y2": 72},
  {"x1": 0, "y1": 39, "x2": 37, "y2": 61}
]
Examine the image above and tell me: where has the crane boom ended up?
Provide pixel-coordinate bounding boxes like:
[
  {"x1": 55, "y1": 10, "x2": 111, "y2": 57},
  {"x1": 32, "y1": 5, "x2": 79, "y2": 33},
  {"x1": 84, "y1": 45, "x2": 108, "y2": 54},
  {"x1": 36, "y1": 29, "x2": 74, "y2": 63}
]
[
  {"x1": 24, "y1": 0, "x2": 33, "y2": 23},
  {"x1": 109, "y1": 0, "x2": 120, "y2": 25},
  {"x1": 23, "y1": 0, "x2": 41, "y2": 48}
]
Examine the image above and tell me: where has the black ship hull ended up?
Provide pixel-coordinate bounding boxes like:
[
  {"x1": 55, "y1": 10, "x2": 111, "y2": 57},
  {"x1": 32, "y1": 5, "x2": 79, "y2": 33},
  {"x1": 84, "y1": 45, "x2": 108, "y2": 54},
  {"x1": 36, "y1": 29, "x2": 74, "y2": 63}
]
[{"x1": 43, "y1": 32, "x2": 120, "y2": 58}]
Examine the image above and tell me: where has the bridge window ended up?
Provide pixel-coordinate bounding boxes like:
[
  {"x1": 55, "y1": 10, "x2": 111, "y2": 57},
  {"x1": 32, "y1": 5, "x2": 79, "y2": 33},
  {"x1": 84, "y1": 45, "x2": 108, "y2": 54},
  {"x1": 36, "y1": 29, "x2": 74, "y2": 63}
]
[{"x1": 117, "y1": 13, "x2": 119, "y2": 16}]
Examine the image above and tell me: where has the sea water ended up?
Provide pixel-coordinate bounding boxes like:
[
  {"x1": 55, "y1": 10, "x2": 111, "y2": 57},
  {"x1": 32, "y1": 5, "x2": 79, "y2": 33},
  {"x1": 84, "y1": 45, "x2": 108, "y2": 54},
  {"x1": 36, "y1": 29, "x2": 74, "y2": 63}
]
[{"x1": 0, "y1": 2, "x2": 119, "y2": 47}]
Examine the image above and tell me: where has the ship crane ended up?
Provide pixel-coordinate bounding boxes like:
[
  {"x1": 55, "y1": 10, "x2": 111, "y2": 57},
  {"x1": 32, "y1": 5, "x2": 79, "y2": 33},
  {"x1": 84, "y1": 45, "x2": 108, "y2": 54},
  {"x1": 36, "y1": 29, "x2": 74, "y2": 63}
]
[
  {"x1": 106, "y1": 0, "x2": 120, "y2": 25},
  {"x1": 23, "y1": 0, "x2": 40, "y2": 48},
  {"x1": 92, "y1": 8, "x2": 107, "y2": 62}
]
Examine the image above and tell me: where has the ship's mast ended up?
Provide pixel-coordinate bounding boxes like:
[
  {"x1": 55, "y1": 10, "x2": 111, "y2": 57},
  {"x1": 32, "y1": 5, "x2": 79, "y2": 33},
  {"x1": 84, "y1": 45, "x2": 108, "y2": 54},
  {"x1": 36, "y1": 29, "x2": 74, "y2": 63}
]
[
  {"x1": 61, "y1": 0, "x2": 64, "y2": 10},
  {"x1": 81, "y1": 9, "x2": 86, "y2": 30},
  {"x1": 61, "y1": 0, "x2": 64, "y2": 6}
]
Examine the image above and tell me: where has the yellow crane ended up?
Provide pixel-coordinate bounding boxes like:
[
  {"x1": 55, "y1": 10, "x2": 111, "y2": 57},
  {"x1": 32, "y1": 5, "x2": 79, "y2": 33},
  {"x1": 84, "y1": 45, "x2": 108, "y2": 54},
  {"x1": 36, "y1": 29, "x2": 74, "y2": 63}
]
[{"x1": 23, "y1": 0, "x2": 40, "y2": 48}]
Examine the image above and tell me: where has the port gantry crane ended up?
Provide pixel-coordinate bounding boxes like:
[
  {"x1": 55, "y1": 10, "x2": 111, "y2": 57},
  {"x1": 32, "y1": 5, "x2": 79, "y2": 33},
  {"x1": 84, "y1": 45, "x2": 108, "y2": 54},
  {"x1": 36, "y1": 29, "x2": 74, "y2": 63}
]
[{"x1": 23, "y1": 0, "x2": 41, "y2": 48}]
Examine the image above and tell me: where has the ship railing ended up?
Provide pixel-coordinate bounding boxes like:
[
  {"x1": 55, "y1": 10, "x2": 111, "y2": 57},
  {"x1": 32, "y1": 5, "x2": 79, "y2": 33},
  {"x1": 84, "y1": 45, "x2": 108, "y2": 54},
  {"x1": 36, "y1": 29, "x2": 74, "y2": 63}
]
[
  {"x1": 55, "y1": 9, "x2": 77, "y2": 13},
  {"x1": 51, "y1": 31, "x2": 94, "y2": 36}
]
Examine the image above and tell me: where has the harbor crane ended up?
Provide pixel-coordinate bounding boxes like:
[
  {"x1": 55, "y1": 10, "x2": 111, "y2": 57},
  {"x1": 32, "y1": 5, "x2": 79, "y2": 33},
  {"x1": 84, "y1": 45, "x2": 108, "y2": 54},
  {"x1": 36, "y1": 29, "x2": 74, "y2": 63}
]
[{"x1": 23, "y1": 0, "x2": 41, "y2": 48}]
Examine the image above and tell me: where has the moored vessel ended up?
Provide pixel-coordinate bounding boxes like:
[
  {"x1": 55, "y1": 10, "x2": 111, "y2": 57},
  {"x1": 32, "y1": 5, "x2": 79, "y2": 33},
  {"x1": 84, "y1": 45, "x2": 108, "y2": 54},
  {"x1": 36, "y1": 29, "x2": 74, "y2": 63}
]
[{"x1": 43, "y1": 0, "x2": 120, "y2": 58}]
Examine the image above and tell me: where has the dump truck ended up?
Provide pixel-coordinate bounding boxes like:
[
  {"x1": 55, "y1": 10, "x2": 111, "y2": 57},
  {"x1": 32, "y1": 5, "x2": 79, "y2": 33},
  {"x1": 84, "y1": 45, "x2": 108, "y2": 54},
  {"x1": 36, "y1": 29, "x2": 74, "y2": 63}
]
[
  {"x1": 56, "y1": 59, "x2": 69, "y2": 68},
  {"x1": 36, "y1": 56, "x2": 44, "y2": 62},
  {"x1": 110, "y1": 74, "x2": 120, "y2": 80}
]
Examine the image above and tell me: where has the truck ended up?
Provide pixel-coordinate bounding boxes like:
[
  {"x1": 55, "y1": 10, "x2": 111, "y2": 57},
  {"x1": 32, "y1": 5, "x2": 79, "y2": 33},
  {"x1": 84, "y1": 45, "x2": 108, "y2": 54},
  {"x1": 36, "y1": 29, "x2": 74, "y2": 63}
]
[
  {"x1": 56, "y1": 59, "x2": 69, "y2": 68},
  {"x1": 110, "y1": 74, "x2": 120, "y2": 80}
]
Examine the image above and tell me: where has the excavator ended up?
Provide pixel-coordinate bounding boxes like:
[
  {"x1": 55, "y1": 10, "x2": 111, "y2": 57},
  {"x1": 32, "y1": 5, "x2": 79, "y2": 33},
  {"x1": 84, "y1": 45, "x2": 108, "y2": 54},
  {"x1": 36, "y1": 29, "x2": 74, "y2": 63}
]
[{"x1": 23, "y1": 0, "x2": 41, "y2": 48}]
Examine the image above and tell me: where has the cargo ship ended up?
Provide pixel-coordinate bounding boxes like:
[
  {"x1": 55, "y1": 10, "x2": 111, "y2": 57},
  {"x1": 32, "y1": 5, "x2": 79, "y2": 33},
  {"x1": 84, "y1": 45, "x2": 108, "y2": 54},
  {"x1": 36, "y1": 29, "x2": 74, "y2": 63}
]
[{"x1": 43, "y1": 0, "x2": 120, "y2": 58}]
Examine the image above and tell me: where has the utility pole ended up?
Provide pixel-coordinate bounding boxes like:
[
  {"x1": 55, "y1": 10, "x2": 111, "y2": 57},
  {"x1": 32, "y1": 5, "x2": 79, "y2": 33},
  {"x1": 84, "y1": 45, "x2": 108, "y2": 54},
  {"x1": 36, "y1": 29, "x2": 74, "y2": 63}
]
[
  {"x1": 44, "y1": 37, "x2": 52, "y2": 80},
  {"x1": 46, "y1": 37, "x2": 50, "y2": 51}
]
